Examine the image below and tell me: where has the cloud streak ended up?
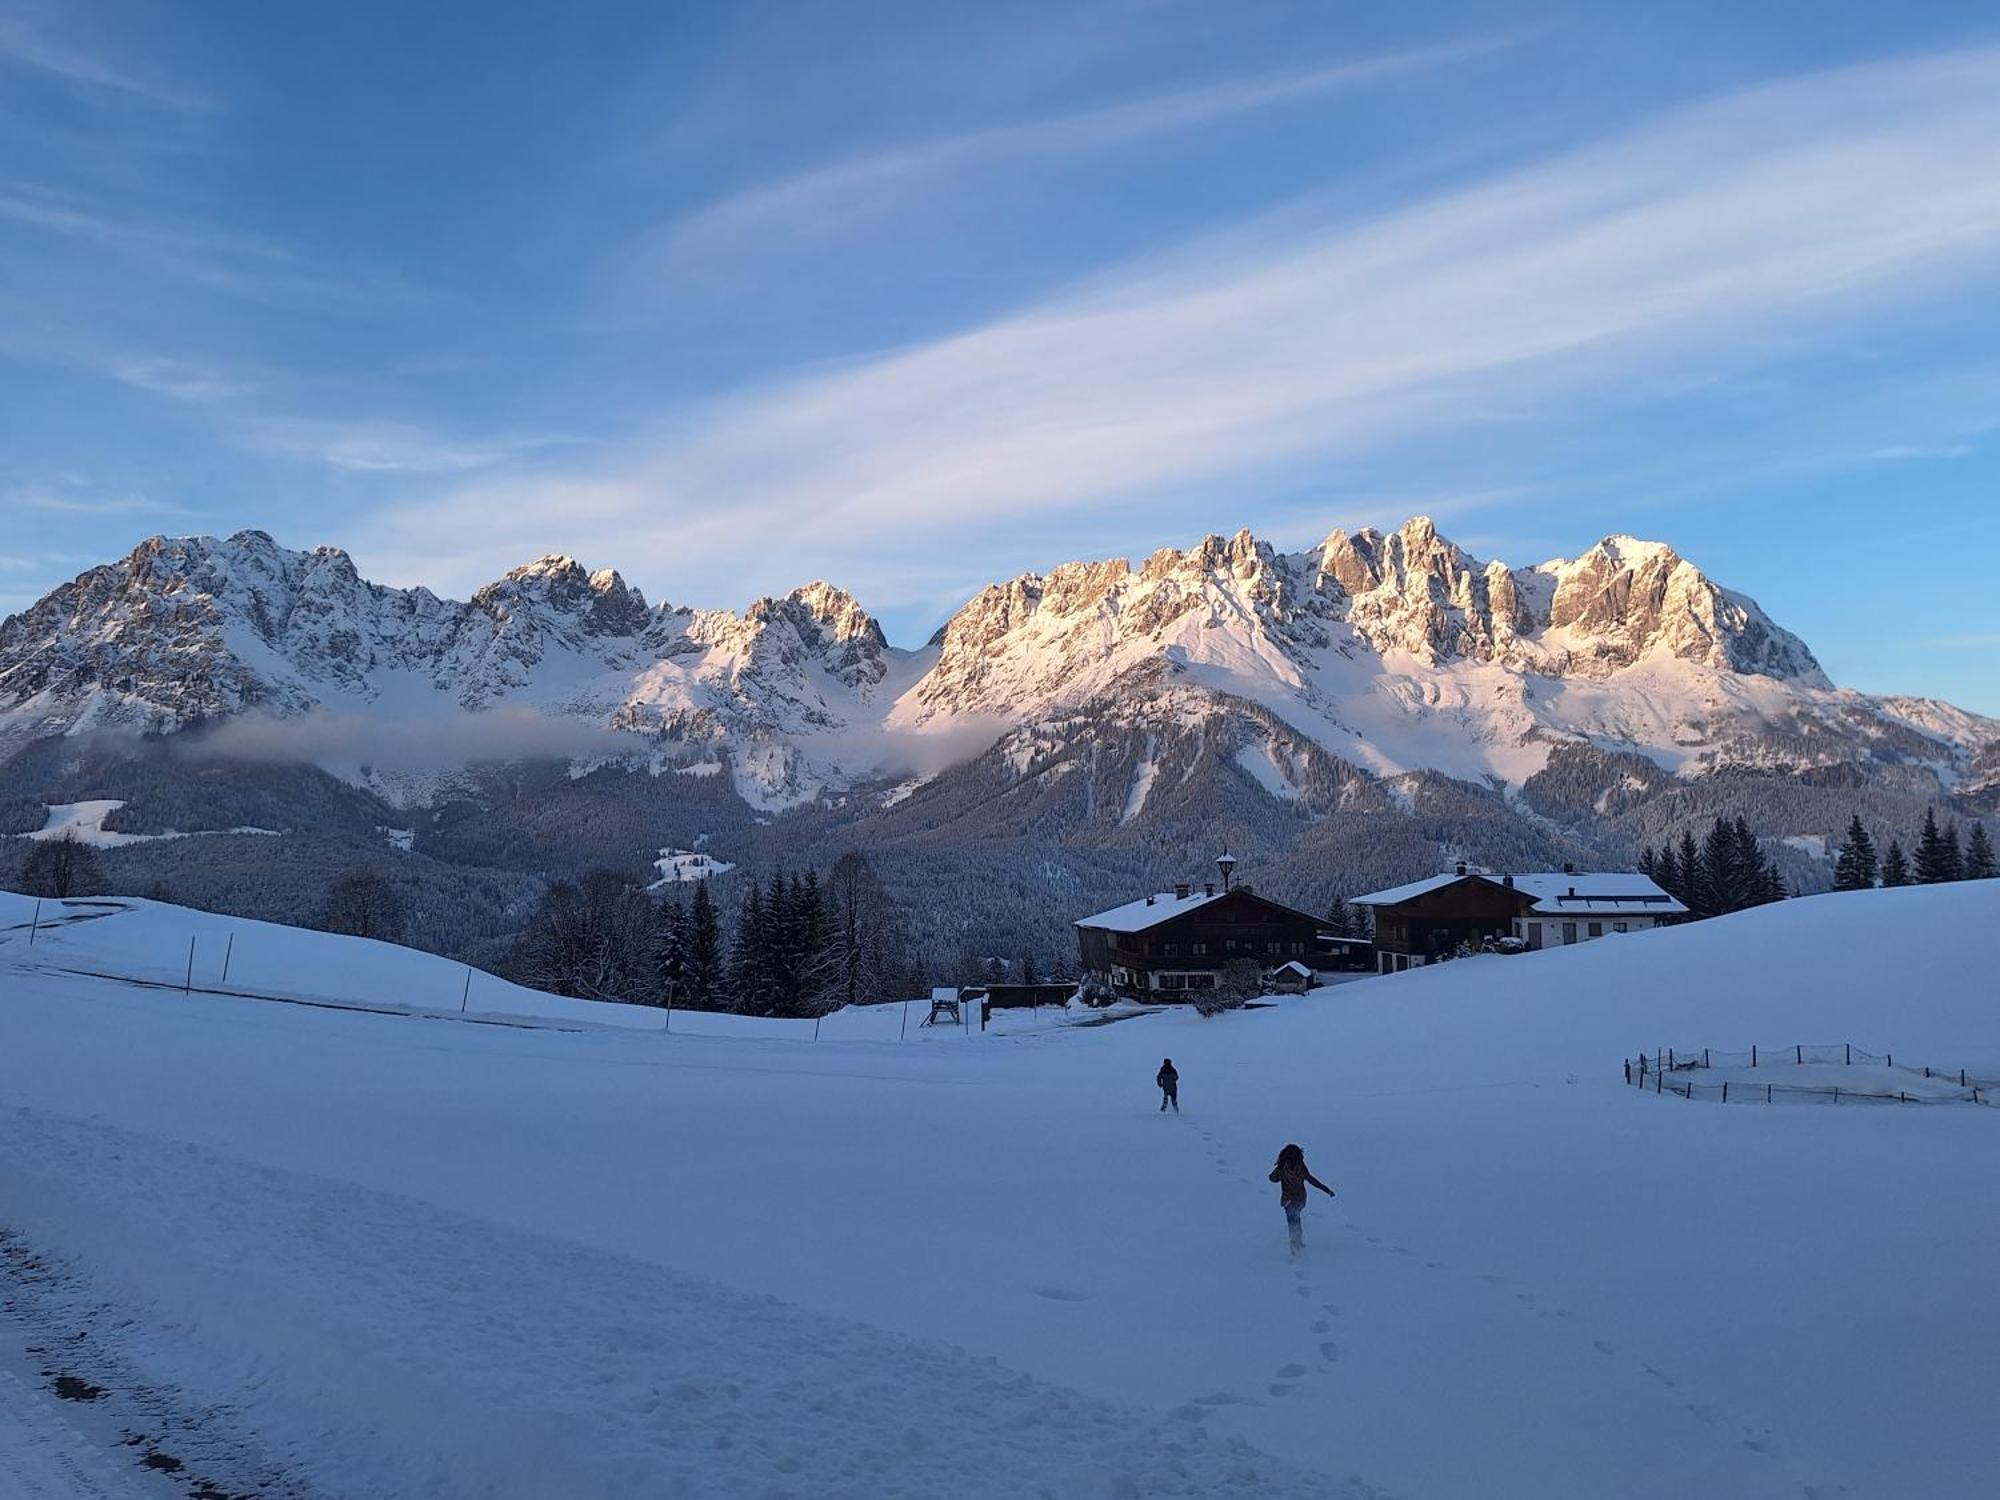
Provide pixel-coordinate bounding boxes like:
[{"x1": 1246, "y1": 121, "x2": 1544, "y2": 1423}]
[
  {"x1": 627, "y1": 35, "x2": 1519, "y2": 282},
  {"x1": 0, "y1": 16, "x2": 207, "y2": 110},
  {"x1": 365, "y1": 45, "x2": 2000, "y2": 604}
]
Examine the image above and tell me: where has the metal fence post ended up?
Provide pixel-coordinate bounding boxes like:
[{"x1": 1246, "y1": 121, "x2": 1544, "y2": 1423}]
[
  {"x1": 1796, "y1": 1045, "x2": 1802, "y2": 1064},
  {"x1": 460, "y1": 967, "x2": 472, "y2": 1014},
  {"x1": 184, "y1": 936, "x2": 195, "y2": 994},
  {"x1": 221, "y1": 933, "x2": 235, "y2": 986},
  {"x1": 28, "y1": 898, "x2": 41, "y2": 946},
  {"x1": 1722, "y1": 1081, "x2": 1728, "y2": 1103},
  {"x1": 1766, "y1": 1083, "x2": 1772, "y2": 1104},
  {"x1": 1752, "y1": 1044, "x2": 1757, "y2": 1068}
]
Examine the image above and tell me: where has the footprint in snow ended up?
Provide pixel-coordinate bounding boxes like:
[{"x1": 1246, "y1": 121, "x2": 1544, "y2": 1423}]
[
  {"x1": 1311, "y1": 1319, "x2": 1330, "y2": 1334},
  {"x1": 1268, "y1": 1382, "x2": 1295, "y2": 1397},
  {"x1": 1275, "y1": 1363, "x2": 1308, "y2": 1379},
  {"x1": 1641, "y1": 1365, "x2": 1677, "y2": 1389},
  {"x1": 1031, "y1": 1286, "x2": 1089, "y2": 1302},
  {"x1": 1686, "y1": 1402, "x2": 1717, "y2": 1426},
  {"x1": 1319, "y1": 1341, "x2": 1341, "y2": 1363},
  {"x1": 1591, "y1": 1339, "x2": 1617, "y2": 1356}
]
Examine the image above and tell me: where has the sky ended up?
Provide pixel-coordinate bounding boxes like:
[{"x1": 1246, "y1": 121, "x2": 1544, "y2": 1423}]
[{"x1": 2, "y1": 0, "x2": 1997, "y2": 713}]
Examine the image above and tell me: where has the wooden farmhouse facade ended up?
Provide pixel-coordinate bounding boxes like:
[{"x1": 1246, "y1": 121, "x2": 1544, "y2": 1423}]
[
  {"x1": 1355, "y1": 866, "x2": 1684, "y2": 973},
  {"x1": 1075, "y1": 880, "x2": 1326, "y2": 998}
]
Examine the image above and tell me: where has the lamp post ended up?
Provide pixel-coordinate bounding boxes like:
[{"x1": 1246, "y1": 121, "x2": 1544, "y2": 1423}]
[{"x1": 1216, "y1": 852, "x2": 1237, "y2": 892}]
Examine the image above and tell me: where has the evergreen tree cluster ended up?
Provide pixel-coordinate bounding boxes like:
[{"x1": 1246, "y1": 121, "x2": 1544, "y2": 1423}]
[
  {"x1": 507, "y1": 851, "x2": 922, "y2": 1017},
  {"x1": 1636, "y1": 816, "x2": 1787, "y2": 920},
  {"x1": 1829, "y1": 809, "x2": 1994, "y2": 890}
]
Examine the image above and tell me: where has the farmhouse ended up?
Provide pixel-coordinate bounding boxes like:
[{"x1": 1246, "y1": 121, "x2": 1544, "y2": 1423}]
[
  {"x1": 1354, "y1": 864, "x2": 1684, "y2": 973},
  {"x1": 1074, "y1": 855, "x2": 1325, "y2": 998}
]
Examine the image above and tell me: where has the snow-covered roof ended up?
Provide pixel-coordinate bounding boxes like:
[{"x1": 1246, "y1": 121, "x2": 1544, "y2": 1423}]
[
  {"x1": 1074, "y1": 889, "x2": 1227, "y2": 934},
  {"x1": 1350, "y1": 873, "x2": 1467, "y2": 906},
  {"x1": 1352, "y1": 871, "x2": 1686, "y2": 916},
  {"x1": 1506, "y1": 873, "x2": 1686, "y2": 915},
  {"x1": 1271, "y1": 960, "x2": 1314, "y2": 977}
]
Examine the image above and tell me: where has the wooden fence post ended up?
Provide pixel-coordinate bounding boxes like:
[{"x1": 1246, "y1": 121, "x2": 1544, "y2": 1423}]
[
  {"x1": 1722, "y1": 1081, "x2": 1728, "y2": 1103},
  {"x1": 184, "y1": 936, "x2": 195, "y2": 994},
  {"x1": 28, "y1": 898, "x2": 41, "y2": 946},
  {"x1": 221, "y1": 933, "x2": 235, "y2": 986},
  {"x1": 460, "y1": 967, "x2": 472, "y2": 1015},
  {"x1": 1752, "y1": 1044, "x2": 1757, "y2": 1067},
  {"x1": 1766, "y1": 1083, "x2": 1772, "y2": 1104},
  {"x1": 1796, "y1": 1044, "x2": 1802, "y2": 1064}
]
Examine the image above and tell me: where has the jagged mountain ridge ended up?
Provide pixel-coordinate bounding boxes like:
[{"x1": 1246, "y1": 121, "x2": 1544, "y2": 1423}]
[{"x1": 0, "y1": 518, "x2": 1991, "y2": 815}]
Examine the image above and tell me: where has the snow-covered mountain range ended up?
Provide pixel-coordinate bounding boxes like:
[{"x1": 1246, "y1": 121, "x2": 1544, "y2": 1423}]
[{"x1": 1, "y1": 518, "x2": 1991, "y2": 810}]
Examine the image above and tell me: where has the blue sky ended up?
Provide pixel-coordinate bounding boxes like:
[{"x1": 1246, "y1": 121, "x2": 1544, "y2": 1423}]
[{"x1": 2, "y1": 0, "x2": 1997, "y2": 712}]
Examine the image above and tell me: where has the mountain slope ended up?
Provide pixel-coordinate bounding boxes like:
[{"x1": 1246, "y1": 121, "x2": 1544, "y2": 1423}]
[{"x1": 1, "y1": 518, "x2": 1993, "y2": 963}]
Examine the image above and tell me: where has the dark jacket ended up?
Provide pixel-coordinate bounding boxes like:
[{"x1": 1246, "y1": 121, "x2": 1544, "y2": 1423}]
[
  {"x1": 1269, "y1": 1159, "x2": 1332, "y2": 1205},
  {"x1": 1156, "y1": 1064, "x2": 1178, "y2": 1091}
]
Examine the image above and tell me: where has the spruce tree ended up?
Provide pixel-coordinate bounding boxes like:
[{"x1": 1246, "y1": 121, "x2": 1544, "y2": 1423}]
[
  {"x1": 1915, "y1": 808, "x2": 1956, "y2": 884},
  {"x1": 682, "y1": 881, "x2": 723, "y2": 1007},
  {"x1": 1941, "y1": 821, "x2": 1964, "y2": 882},
  {"x1": 730, "y1": 883, "x2": 769, "y2": 1014},
  {"x1": 1966, "y1": 821, "x2": 1997, "y2": 881},
  {"x1": 1831, "y1": 814, "x2": 1877, "y2": 890},
  {"x1": 1676, "y1": 830, "x2": 1703, "y2": 916},
  {"x1": 1881, "y1": 840, "x2": 1912, "y2": 887},
  {"x1": 655, "y1": 889, "x2": 687, "y2": 1003}
]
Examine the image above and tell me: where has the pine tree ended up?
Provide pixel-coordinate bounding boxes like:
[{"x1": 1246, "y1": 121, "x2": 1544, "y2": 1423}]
[
  {"x1": 1676, "y1": 830, "x2": 1703, "y2": 916},
  {"x1": 1915, "y1": 808, "x2": 1957, "y2": 884},
  {"x1": 1880, "y1": 839, "x2": 1912, "y2": 887},
  {"x1": 1831, "y1": 814, "x2": 1877, "y2": 891},
  {"x1": 654, "y1": 890, "x2": 687, "y2": 1004},
  {"x1": 682, "y1": 881, "x2": 723, "y2": 1007},
  {"x1": 1966, "y1": 821, "x2": 1997, "y2": 881},
  {"x1": 1940, "y1": 821, "x2": 1963, "y2": 882},
  {"x1": 1019, "y1": 951, "x2": 1040, "y2": 986},
  {"x1": 730, "y1": 883, "x2": 770, "y2": 1014}
]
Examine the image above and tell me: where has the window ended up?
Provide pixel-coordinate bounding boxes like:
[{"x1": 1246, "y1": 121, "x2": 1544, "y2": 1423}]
[
  {"x1": 1587, "y1": 921, "x2": 1602, "y2": 939},
  {"x1": 1612, "y1": 922, "x2": 1628, "y2": 934},
  {"x1": 1163, "y1": 942, "x2": 1178, "y2": 955},
  {"x1": 1225, "y1": 938, "x2": 1237, "y2": 953},
  {"x1": 1191, "y1": 942, "x2": 1208, "y2": 956}
]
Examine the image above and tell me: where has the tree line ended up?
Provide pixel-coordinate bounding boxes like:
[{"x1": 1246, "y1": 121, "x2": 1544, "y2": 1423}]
[
  {"x1": 1829, "y1": 809, "x2": 1994, "y2": 890},
  {"x1": 506, "y1": 851, "x2": 924, "y2": 1016},
  {"x1": 1636, "y1": 815, "x2": 1788, "y2": 920}
]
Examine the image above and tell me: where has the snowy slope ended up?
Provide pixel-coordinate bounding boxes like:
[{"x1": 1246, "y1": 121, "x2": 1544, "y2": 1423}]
[{"x1": 1, "y1": 881, "x2": 1996, "y2": 1497}]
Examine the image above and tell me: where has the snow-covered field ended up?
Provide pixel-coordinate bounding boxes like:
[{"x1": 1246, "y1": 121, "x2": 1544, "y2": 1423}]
[{"x1": 1, "y1": 882, "x2": 1997, "y2": 1498}]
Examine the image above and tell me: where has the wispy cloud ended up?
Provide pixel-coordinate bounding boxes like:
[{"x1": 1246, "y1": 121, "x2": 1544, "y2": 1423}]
[
  {"x1": 0, "y1": 182, "x2": 419, "y2": 311},
  {"x1": 245, "y1": 416, "x2": 571, "y2": 476},
  {"x1": 0, "y1": 16, "x2": 207, "y2": 111},
  {"x1": 623, "y1": 35, "x2": 1518, "y2": 285},
  {"x1": 367, "y1": 46, "x2": 2000, "y2": 602},
  {"x1": 1921, "y1": 633, "x2": 2000, "y2": 650},
  {"x1": 9, "y1": 490, "x2": 187, "y2": 517},
  {"x1": 102, "y1": 352, "x2": 257, "y2": 404}
]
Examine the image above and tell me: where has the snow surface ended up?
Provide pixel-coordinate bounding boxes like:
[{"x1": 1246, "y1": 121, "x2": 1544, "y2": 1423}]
[
  {"x1": 1, "y1": 881, "x2": 1998, "y2": 1498},
  {"x1": 25, "y1": 800, "x2": 279, "y2": 848},
  {"x1": 647, "y1": 848, "x2": 735, "y2": 887}
]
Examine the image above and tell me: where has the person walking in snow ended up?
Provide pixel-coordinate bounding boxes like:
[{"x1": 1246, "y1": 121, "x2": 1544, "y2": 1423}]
[
  {"x1": 1156, "y1": 1058, "x2": 1179, "y2": 1112},
  {"x1": 1269, "y1": 1143, "x2": 1335, "y2": 1257}
]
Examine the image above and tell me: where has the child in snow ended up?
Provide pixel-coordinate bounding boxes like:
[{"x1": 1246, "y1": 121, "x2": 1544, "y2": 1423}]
[
  {"x1": 1269, "y1": 1143, "x2": 1335, "y2": 1256},
  {"x1": 1156, "y1": 1058, "x2": 1179, "y2": 1112}
]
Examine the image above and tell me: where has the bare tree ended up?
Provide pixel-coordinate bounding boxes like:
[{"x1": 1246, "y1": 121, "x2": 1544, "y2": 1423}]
[
  {"x1": 19, "y1": 834, "x2": 106, "y2": 899},
  {"x1": 510, "y1": 870, "x2": 660, "y2": 1003},
  {"x1": 318, "y1": 869, "x2": 406, "y2": 943}
]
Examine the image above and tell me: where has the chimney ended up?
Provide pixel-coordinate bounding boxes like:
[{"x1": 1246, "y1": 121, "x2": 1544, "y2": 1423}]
[
  {"x1": 1503, "y1": 874, "x2": 1515, "y2": 888},
  {"x1": 1145, "y1": 894, "x2": 1155, "y2": 906},
  {"x1": 1203, "y1": 882, "x2": 1215, "y2": 897},
  {"x1": 1455, "y1": 862, "x2": 1467, "y2": 877},
  {"x1": 1174, "y1": 882, "x2": 1191, "y2": 900},
  {"x1": 1567, "y1": 886, "x2": 1577, "y2": 899},
  {"x1": 1216, "y1": 852, "x2": 1237, "y2": 891}
]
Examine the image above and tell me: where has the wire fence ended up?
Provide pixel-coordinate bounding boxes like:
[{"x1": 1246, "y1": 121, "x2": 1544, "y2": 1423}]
[{"x1": 1625, "y1": 1044, "x2": 1999, "y2": 1107}]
